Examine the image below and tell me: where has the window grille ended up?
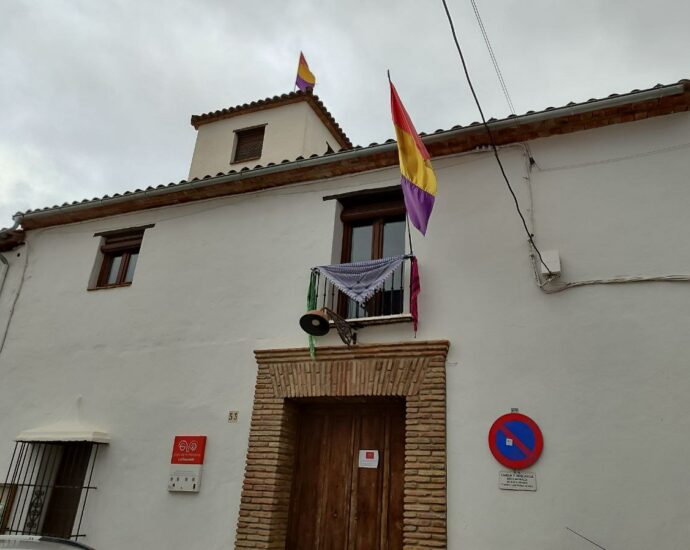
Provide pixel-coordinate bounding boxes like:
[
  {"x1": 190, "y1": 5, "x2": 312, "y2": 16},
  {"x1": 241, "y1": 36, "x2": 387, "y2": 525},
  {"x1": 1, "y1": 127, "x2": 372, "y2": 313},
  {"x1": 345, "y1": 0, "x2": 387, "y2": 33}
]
[{"x1": 0, "y1": 442, "x2": 100, "y2": 541}]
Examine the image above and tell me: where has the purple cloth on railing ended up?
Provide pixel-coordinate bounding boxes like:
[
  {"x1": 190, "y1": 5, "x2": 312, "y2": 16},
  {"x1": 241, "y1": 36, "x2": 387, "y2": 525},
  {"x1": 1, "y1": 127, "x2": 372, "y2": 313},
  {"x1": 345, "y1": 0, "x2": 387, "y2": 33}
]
[
  {"x1": 316, "y1": 255, "x2": 406, "y2": 305},
  {"x1": 410, "y1": 256, "x2": 420, "y2": 332}
]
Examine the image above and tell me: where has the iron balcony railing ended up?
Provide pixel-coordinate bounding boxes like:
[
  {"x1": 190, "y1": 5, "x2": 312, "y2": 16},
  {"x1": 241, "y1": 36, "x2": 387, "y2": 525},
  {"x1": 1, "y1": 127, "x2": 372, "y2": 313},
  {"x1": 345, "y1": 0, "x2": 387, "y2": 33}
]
[{"x1": 311, "y1": 256, "x2": 412, "y2": 322}]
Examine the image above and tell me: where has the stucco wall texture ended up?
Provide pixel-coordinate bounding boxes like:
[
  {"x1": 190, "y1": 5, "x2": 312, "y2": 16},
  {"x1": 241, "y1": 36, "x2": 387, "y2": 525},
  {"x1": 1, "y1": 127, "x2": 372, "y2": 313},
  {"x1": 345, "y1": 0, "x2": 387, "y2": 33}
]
[{"x1": 0, "y1": 111, "x2": 689, "y2": 549}]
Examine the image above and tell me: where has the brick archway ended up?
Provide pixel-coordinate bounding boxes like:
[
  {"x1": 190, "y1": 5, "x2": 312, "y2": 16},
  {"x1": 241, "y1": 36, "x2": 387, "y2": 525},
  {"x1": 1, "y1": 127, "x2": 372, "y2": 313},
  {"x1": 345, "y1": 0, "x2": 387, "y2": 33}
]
[{"x1": 235, "y1": 340, "x2": 450, "y2": 549}]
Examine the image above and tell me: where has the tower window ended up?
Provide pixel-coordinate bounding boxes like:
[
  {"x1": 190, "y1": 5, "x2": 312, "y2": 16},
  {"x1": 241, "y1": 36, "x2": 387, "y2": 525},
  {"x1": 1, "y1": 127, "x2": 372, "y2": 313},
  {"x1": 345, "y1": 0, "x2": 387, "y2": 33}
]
[{"x1": 233, "y1": 125, "x2": 266, "y2": 163}]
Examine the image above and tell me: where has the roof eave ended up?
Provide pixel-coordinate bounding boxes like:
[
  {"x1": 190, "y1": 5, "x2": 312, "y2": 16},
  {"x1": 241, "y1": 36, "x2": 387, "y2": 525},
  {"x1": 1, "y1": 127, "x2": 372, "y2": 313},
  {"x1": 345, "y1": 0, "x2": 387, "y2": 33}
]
[
  {"x1": 18, "y1": 81, "x2": 690, "y2": 230},
  {"x1": 190, "y1": 90, "x2": 352, "y2": 149},
  {"x1": 0, "y1": 229, "x2": 25, "y2": 252}
]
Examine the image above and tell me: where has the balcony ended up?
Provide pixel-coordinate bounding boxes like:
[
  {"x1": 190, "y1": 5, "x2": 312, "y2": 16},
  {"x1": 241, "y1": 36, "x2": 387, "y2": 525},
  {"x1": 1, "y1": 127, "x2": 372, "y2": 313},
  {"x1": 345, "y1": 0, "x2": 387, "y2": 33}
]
[{"x1": 309, "y1": 255, "x2": 415, "y2": 328}]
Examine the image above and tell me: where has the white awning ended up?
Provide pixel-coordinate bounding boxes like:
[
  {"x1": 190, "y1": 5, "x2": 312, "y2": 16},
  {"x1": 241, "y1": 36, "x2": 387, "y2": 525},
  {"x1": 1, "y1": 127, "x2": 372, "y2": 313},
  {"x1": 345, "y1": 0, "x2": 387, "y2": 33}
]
[{"x1": 16, "y1": 420, "x2": 110, "y2": 444}]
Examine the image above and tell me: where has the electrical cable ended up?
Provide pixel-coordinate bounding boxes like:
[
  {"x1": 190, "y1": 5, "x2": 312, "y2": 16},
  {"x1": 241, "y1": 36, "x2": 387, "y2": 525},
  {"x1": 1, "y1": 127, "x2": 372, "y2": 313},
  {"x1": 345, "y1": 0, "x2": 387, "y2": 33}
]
[
  {"x1": 0, "y1": 237, "x2": 32, "y2": 359},
  {"x1": 469, "y1": 0, "x2": 539, "y2": 179},
  {"x1": 566, "y1": 527, "x2": 607, "y2": 550},
  {"x1": 515, "y1": 141, "x2": 690, "y2": 292},
  {"x1": 469, "y1": 0, "x2": 516, "y2": 115},
  {"x1": 534, "y1": 141, "x2": 690, "y2": 173},
  {"x1": 440, "y1": 0, "x2": 553, "y2": 276}
]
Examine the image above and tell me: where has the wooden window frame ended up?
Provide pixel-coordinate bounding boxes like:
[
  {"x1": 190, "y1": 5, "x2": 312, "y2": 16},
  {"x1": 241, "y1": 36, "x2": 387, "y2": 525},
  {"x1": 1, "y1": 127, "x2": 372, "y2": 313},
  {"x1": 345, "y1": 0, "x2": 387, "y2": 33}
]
[
  {"x1": 97, "y1": 249, "x2": 137, "y2": 289},
  {"x1": 0, "y1": 484, "x2": 17, "y2": 534},
  {"x1": 338, "y1": 190, "x2": 406, "y2": 317},
  {"x1": 231, "y1": 124, "x2": 266, "y2": 164},
  {"x1": 340, "y1": 201, "x2": 406, "y2": 264},
  {"x1": 93, "y1": 226, "x2": 150, "y2": 289}
]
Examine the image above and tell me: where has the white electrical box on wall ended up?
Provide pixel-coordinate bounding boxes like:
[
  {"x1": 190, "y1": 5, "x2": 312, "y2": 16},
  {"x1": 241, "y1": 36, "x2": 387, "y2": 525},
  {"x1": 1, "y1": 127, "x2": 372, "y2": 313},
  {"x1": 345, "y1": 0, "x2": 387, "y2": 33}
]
[
  {"x1": 168, "y1": 435, "x2": 207, "y2": 493},
  {"x1": 168, "y1": 466, "x2": 202, "y2": 492},
  {"x1": 539, "y1": 250, "x2": 561, "y2": 276}
]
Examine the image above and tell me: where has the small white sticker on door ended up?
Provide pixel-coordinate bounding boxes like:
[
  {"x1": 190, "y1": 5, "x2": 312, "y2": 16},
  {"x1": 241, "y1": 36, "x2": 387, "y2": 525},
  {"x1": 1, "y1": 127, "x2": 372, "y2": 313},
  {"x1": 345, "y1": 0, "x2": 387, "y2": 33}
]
[{"x1": 358, "y1": 450, "x2": 379, "y2": 468}]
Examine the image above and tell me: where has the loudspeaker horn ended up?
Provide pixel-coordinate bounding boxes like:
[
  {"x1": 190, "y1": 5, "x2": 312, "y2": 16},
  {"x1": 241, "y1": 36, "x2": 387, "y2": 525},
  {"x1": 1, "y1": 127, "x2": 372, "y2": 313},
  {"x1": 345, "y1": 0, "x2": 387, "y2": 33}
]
[{"x1": 299, "y1": 309, "x2": 330, "y2": 336}]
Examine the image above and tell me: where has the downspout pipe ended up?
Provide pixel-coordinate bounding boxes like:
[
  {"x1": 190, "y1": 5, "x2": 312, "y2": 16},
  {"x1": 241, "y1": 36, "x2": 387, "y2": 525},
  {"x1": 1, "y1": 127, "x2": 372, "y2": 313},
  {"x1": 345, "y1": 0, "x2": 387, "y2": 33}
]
[
  {"x1": 0, "y1": 215, "x2": 23, "y2": 300},
  {"x1": 0, "y1": 254, "x2": 8, "y2": 300}
]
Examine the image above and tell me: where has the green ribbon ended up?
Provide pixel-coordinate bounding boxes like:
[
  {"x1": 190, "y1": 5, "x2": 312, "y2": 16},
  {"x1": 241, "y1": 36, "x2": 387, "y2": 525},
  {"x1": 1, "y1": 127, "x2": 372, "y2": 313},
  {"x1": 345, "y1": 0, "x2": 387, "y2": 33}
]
[{"x1": 307, "y1": 271, "x2": 317, "y2": 359}]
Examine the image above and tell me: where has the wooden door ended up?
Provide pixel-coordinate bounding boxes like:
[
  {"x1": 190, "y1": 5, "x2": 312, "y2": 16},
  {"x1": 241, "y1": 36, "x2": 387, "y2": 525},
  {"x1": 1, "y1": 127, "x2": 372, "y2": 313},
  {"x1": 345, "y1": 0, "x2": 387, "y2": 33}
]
[{"x1": 286, "y1": 400, "x2": 404, "y2": 550}]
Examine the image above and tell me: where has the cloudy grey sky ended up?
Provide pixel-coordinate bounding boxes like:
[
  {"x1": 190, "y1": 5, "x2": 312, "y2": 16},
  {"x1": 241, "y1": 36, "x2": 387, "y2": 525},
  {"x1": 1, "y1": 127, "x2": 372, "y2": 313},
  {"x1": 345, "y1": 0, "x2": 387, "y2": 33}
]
[{"x1": 1, "y1": 0, "x2": 687, "y2": 226}]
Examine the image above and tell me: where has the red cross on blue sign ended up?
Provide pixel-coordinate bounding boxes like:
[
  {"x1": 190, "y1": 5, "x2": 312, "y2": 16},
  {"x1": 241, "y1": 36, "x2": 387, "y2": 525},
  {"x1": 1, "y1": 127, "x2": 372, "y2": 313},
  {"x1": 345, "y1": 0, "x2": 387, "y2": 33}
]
[{"x1": 488, "y1": 413, "x2": 543, "y2": 470}]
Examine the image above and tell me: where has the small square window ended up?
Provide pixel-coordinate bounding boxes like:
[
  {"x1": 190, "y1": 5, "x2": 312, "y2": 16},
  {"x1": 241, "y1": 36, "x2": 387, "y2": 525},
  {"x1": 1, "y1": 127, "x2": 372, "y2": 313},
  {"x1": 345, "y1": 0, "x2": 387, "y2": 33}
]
[
  {"x1": 232, "y1": 126, "x2": 265, "y2": 163},
  {"x1": 92, "y1": 226, "x2": 150, "y2": 289}
]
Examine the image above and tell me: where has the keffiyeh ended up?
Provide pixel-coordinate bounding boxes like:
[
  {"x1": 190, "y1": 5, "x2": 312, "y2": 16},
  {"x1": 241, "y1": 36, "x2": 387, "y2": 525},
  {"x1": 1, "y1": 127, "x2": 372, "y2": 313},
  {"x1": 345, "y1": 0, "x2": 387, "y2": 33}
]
[{"x1": 315, "y1": 255, "x2": 406, "y2": 305}]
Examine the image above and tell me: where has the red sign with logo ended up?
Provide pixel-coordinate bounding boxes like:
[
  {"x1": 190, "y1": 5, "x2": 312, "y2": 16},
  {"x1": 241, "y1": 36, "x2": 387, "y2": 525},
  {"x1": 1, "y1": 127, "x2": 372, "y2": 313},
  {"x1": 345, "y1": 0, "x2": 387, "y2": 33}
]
[{"x1": 171, "y1": 435, "x2": 207, "y2": 465}]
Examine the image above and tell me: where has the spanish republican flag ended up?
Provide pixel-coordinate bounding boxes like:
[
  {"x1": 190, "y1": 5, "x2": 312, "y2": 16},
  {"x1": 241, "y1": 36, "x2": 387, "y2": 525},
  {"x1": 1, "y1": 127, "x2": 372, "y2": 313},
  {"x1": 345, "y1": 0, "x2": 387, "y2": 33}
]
[
  {"x1": 390, "y1": 80, "x2": 437, "y2": 235},
  {"x1": 295, "y1": 52, "x2": 316, "y2": 91}
]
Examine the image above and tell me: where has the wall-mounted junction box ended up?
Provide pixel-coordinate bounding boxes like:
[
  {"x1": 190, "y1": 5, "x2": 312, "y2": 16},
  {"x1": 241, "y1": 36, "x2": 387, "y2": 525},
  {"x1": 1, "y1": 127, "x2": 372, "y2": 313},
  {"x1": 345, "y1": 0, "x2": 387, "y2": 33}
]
[
  {"x1": 168, "y1": 467, "x2": 202, "y2": 492},
  {"x1": 539, "y1": 250, "x2": 561, "y2": 277}
]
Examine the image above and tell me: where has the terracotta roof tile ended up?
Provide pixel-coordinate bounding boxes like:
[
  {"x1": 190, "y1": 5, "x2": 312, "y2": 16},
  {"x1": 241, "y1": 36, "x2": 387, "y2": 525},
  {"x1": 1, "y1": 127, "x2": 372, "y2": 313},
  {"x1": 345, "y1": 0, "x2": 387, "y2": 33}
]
[
  {"x1": 190, "y1": 88, "x2": 352, "y2": 150},
  {"x1": 13, "y1": 79, "x2": 690, "y2": 224}
]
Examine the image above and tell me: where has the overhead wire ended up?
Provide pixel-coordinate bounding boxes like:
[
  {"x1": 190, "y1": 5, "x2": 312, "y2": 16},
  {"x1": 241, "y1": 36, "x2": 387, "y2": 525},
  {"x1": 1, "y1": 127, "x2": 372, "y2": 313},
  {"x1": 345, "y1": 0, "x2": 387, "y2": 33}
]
[
  {"x1": 460, "y1": 2, "x2": 690, "y2": 292},
  {"x1": 515, "y1": 141, "x2": 690, "y2": 292},
  {"x1": 469, "y1": 0, "x2": 538, "y2": 182},
  {"x1": 469, "y1": 0, "x2": 516, "y2": 115},
  {"x1": 460, "y1": 1, "x2": 690, "y2": 292},
  {"x1": 534, "y1": 141, "x2": 690, "y2": 172},
  {"x1": 440, "y1": 0, "x2": 553, "y2": 276}
]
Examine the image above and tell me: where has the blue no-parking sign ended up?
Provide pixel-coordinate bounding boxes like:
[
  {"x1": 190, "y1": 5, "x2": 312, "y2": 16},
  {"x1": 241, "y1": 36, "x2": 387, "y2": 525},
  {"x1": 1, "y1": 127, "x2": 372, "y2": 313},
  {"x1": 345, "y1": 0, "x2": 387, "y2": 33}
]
[{"x1": 488, "y1": 412, "x2": 543, "y2": 469}]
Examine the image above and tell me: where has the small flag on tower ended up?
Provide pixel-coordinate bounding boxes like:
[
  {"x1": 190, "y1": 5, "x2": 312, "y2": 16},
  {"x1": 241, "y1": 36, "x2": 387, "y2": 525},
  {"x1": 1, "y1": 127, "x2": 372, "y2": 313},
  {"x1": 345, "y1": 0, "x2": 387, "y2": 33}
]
[
  {"x1": 389, "y1": 78, "x2": 437, "y2": 235},
  {"x1": 295, "y1": 52, "x2": 316, "y2": 92}
]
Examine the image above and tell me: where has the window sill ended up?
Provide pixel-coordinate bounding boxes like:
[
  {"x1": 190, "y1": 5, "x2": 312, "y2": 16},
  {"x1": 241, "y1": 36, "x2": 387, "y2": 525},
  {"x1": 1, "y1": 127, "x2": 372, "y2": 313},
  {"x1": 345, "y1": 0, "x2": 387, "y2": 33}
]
[
  {"x1": 230, "y1": 155, "x2": 262, "y2": 165},
  {"x1": 332, "y1": 313, "x2": 414, "y2": 328},
  {"x1": 87, "y1": 282, "x2": 132, "y2": 291}
]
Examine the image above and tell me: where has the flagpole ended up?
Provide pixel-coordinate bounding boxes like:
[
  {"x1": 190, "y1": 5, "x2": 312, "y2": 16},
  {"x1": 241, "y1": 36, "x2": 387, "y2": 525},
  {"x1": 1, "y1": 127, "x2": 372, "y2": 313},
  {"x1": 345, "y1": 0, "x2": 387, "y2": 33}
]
[
  {"x1": 390, "y1": 69, "x2": 414, "y2": 256},
  {"x1": 406, "y1": 215, "x2": 414, "y2": 256},
  {"x1": 294, "y1": 51, "x2": 301, "y2": 92}
]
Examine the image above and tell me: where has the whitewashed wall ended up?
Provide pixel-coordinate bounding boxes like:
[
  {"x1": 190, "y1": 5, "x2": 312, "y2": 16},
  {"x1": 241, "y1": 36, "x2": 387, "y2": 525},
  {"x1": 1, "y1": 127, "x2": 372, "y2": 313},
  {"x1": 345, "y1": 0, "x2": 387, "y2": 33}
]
[
  {"x1": 0, "y1": 111, "x2": 689, "y2": 549},
  {"x1": 188, "y1": 100, "x2": 342, "y2": 179}
]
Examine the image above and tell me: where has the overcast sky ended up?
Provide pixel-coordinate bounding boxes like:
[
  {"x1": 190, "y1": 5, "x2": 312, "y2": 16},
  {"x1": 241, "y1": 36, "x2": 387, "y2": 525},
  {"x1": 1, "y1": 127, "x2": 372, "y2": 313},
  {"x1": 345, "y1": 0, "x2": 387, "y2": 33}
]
[{"x1": 1, "y1": 0, "x2": 687, "y2": 227}]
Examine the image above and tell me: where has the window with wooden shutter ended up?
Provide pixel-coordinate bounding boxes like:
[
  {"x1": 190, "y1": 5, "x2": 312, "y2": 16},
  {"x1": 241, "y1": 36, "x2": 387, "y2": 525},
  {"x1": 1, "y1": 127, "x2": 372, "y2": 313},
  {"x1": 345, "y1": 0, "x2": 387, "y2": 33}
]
[
  {"x1": 233, "y1": 126, "x2": 266, "y2": 163},
  {"x1": 91, "y1": 225, "x2": 152, "y2": 289}
]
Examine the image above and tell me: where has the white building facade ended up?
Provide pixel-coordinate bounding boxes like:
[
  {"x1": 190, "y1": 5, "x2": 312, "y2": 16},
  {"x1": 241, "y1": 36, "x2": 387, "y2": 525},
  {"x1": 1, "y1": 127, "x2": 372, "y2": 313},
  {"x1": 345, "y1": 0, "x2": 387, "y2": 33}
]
[{"x1": 0, "y1": 81, "x2": 689, "y2": 550}]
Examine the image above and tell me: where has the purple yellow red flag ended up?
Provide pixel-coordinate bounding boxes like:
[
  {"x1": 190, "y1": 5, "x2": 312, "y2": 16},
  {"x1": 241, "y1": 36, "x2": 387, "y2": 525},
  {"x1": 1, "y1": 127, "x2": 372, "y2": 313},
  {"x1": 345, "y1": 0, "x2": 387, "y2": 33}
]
[
  {"x1": 296, "y1": 52, "x2": 316, "y2": 91},
  {"x1": 389, "y1": 79, "x2": 437, "y2": 235}
]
